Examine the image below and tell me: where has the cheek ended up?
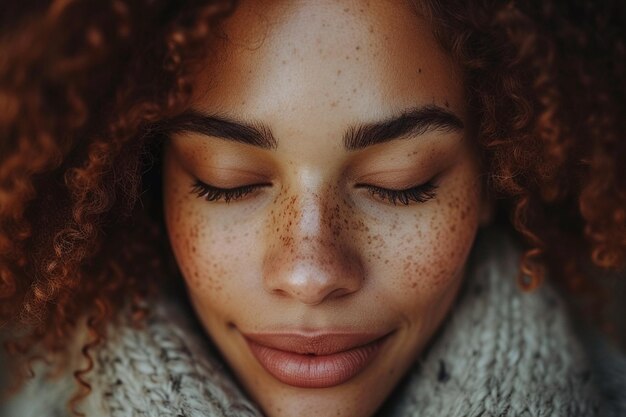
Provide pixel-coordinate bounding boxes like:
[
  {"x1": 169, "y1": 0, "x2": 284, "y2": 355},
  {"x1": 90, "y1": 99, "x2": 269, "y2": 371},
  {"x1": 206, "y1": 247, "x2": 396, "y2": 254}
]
[
  {"x1": 371, "y1": 167, "x2": 481, "y2": 314},
  {"x1": 163, "y1": 157, "x2": 259, "y2": 313}
]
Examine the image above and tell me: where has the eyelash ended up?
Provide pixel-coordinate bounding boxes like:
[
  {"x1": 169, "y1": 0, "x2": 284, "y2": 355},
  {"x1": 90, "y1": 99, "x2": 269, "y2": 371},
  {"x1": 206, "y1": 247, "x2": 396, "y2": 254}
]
[
  {"x1": 190, "y1": 179, "x2": 438, "y2": 206},
  {"x1": 358, "y1": 181, "x2": 438, "y2": 206},
  {"x1": 191, "y1": 180, "x2": 266, "y2": 203}
]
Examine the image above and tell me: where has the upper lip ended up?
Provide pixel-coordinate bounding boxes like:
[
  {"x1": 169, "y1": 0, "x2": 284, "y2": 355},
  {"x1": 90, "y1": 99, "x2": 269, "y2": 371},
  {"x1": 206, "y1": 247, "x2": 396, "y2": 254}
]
[{"x1": 242, "y1": 331, "x2": 391, "y2": 356}]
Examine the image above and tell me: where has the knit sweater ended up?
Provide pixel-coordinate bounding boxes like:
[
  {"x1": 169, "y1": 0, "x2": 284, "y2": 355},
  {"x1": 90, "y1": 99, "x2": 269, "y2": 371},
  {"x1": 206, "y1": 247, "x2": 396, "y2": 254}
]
[{"x1": 2, "y1": 227, "x2": 625, "y2": 417}]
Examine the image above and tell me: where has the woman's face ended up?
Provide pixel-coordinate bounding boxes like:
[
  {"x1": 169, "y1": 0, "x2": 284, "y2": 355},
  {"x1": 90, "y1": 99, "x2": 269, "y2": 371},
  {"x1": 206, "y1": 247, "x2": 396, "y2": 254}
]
[{"x1": 163, "y1": 1, "x2": 489, "y2": 416}]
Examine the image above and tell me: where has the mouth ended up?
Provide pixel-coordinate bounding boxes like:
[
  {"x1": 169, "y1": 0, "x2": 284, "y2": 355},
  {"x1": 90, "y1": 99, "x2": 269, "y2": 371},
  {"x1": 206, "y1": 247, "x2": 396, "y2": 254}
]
[{"x1": 242, "y1": 331, "x2": 392, "y2": 388}]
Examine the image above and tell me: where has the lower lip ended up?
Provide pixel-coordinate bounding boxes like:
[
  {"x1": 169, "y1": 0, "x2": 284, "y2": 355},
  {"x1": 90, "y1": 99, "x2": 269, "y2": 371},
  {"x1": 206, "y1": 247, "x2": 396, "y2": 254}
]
[{"x1": 245, "y1": 335, "x2": 389, "y2": 388}]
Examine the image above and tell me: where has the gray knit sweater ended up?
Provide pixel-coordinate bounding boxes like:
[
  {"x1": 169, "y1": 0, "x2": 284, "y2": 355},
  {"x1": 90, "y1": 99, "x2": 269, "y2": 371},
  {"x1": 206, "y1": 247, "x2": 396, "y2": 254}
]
[{"x1": 2, "y1": 227, "x2": 625, "y2": 417}]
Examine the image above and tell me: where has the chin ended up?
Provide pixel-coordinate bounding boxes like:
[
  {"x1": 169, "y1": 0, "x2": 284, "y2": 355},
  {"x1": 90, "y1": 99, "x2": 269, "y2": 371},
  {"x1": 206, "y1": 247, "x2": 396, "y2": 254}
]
[{"x1": 242, "y1": 371, "x2": 394, "y2": 417}]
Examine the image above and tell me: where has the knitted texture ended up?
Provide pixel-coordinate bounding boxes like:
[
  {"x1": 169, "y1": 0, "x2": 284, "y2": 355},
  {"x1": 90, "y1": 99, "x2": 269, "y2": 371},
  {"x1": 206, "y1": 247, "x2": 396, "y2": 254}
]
[
  {"x1": 81, "y1": 298, "x2": 262, "y2": 417},
  {"x1": 1, "y1": 227, "x2": 623, "y2": 417},
  {"x1": 379, "y1": 228, "x2": 603, "y2": 417}
]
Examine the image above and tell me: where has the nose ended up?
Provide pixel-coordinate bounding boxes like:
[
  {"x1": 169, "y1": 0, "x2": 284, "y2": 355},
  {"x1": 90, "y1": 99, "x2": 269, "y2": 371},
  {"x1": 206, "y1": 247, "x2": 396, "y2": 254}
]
[{"x1": 262, "y1": 191, "x2": 364, "y2": 306}]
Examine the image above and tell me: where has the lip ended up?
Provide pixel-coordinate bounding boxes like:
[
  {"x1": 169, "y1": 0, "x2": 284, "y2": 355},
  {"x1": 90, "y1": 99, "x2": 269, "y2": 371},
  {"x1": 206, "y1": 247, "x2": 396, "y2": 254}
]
[{"x1": 242, "y1": 331, "x2": 392, "y2": 388}]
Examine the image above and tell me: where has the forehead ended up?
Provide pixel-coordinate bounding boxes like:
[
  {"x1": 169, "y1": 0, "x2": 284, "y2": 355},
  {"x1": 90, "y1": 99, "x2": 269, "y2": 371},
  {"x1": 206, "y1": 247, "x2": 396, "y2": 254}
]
[{"x1": 190, "y1": 0, "x2": 464, "y2": 135}]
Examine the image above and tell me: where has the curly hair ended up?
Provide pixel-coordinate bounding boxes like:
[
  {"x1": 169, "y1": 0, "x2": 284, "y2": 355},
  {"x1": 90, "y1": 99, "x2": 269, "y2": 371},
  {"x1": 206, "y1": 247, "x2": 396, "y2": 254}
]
[{"x1": 0, "y1": 0, "x2": 624, "y2": 414}]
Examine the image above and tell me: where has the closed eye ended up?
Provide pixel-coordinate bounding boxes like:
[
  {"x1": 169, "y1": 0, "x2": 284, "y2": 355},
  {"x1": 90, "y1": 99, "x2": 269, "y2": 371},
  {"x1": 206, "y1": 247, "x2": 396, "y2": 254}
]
[
  {"x1": 356, "y1": 181, "x2": 438, "y2": 206},
  {"x1": 190, "y1": 180, "x2": 269, "y2": 203}
]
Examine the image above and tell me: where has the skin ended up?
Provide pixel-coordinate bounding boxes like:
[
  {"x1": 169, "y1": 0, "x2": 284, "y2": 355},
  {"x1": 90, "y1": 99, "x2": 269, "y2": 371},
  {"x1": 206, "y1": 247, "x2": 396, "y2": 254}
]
[{"x1": 163, "y1": 0, "x2": 491, "y2": 416}]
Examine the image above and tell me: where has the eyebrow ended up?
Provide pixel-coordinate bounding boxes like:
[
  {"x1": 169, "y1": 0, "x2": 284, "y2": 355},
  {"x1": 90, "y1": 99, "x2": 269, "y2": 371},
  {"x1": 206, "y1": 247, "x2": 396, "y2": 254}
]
[
  {"x1": 158, "y1": 105, "x2": 463, "y2": 151},
  {"x1": 344, "y1": 105, "x2": 464, "y2": 150},
  {"x1": 158, "y1": 111, "x2": 278, "y2": 149}
]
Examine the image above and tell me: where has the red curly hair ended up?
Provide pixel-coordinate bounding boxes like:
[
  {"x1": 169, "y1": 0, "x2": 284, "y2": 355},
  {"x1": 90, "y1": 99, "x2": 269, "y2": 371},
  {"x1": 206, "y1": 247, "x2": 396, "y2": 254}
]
[{"x1": 1, "y1": 0, "x2": 624, "y2": 414}]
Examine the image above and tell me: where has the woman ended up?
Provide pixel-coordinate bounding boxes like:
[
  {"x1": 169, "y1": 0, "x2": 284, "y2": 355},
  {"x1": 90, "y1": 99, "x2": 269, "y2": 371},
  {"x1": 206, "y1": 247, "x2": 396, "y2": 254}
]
[{"x1": 0, "y1": 0, "x2": 625, "y2": 416}]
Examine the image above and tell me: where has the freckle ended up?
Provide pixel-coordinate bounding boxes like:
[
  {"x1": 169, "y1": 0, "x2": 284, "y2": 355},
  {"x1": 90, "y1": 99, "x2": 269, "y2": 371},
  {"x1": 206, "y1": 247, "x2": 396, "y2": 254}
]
[
  {"x1": 418, "y1": 68, "x2": 422, "y2": 73},
  {"x1": 337, "y1": 69, "x2": 342, "y2": 75},
  {"x1": 355, "y1": 45, "x2": 360, "y2": 51}
]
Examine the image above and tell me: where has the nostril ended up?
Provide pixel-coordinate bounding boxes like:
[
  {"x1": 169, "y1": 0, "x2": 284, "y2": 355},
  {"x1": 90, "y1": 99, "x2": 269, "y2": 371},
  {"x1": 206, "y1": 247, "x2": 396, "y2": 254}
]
[
  {"x1": 271, "y1": 288, "x2": 289, "y2": 297},
  {"x1": 327, "y1": 287, "x2": 353, "y2": 300}
]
